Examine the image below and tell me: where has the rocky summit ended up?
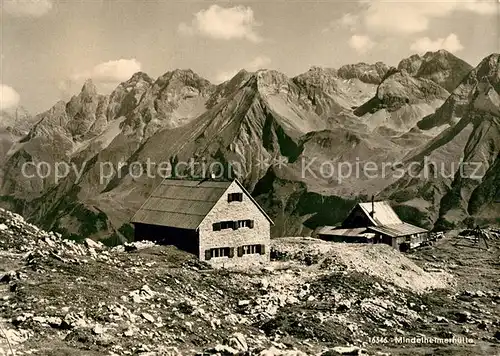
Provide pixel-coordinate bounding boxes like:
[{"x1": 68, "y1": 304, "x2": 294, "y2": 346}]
[
  {"x1": 0, "y1": 208, "x2": 499, "y2": 355},
  {"x1": 397, "y1": 50, "x2": 473, "y2": 92},
  {"x1": 354, "y1": 69, "x2": 450, "y2": 133},
  {"x1": 337, "y1": 62, "x2": 390, "y2": 85},
  {"x1": 0, "y1": 51, "x2": 498, "y2": 242}
]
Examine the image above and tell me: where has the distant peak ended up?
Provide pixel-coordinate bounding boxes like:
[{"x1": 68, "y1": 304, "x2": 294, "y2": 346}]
[
  {"x1": 171, "y1": 68, "x2": 194, "y2": 75},
  {"x1": 337, "y1": 62, "x2": 389, "y2": 84},
  {"x1": 422, "y1": 49, "x2": 467, "y2": 63},
  {"x1": 128, "y1": 71, "x2": 153, "y2": 83},
  {"x1": 436, "y1": 49, "x2": 451, "y2": 56},
  {"x1": 229, "y1": 69, "x2": 252, "y2": 82},
  {"x1": 308, "y1": 66, "x2": 325, "y2": 71},
  {"x1": 242, "y1": 69, "x2": 290, "y2": 91},
  {"x1": 236, "y1": 68, "x2": 249, "y2": 75},
  {"x1": 151, "y1": 68, "x2": 213, "y2": 95},
  {"x1": 475, "y1": 53, "x2": 500, "y2": 74},
  {"x1": 483, "y1": 53, "x2": 500, "y2": 62},
  {"x1": 305, "y1": 66, "x2": 338, "y2": 75},
  {"x1": 254, "y1": 69, "x2": 289, "y2": 82},
  {"x1": 156, "y1": 68, "x2": 210, "y2": 85},
  {"x1": 168, "y1": 68, "x2": 200, "y2": 78}
]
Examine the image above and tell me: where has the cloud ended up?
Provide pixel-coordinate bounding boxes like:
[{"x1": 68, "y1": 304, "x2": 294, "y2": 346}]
[
  {"x1": 215, "y1": 55, "x2": 271, "y2": 82},
  {"x1": 70, "y1": 59, "x2": 142, "y2": 84},
  {"x1": 361, "y1": 0, "x2": 497, "y2": 35},
  {"x1": 410, "y1": 33, "x2": 464, "y2": 53},
  {"x1": 339, "y1": 13, "x2": 359, "y2": 29},
  {"x1": 322, "y1": 12, "x2": 360, "y2": 34},
  {"x1": 323, "y1": 12, "x2": 359, "y2": 33},
  {"x1": 246, "y1": 56, "x2": 272, "y2": 70},
  {"x1": 3, "y1": 0, "x2": 53, "y2": 17},
  {"x1": 348, "y1": 35, "x2": 376, "y2": 54},
  {"x1": 0, "y1": 84, "x2": 21, "y2": 112},
  {"x1": 461, "y1": 0, "x2": 499, "y2": 15},
  {"x1": 178, "y1": 5, "x2": 262, "y2": 42},
  {"x1": 58, "y1": 59, "x2": 142, "y2": 98}
]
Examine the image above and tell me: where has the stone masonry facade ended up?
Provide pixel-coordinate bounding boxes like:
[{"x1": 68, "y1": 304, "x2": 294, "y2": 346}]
[{"x1": 198, "y1": 181, "x2": 270, "y2": 267}]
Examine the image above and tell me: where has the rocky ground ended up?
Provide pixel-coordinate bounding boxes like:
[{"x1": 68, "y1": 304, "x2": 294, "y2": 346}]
[{"x1": 0, "y1": 208, "x2": 499, "y2": 356}]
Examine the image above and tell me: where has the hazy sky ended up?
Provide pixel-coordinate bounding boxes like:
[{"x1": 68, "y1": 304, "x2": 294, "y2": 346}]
[{"x1": 1, "y1": 0, "x2": 499, "y2": 114}]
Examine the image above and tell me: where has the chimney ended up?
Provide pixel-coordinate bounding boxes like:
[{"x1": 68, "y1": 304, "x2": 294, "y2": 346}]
[{"x1": 370, "y1": 195, "x2": 375, "y2": 217}]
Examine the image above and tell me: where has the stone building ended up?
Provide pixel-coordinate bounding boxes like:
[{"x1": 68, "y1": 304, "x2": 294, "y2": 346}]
[
  {"x1": 318, "y1": 200, "x2": 429, "y2": 251},
  {"x1": 131, "y1": 179, "x2": 273, "y2": 266}
]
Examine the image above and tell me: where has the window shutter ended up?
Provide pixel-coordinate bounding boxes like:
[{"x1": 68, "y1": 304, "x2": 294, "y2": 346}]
[
  {"x1": 237, "y1": 193, "x2": 243, "y2": 201},
  {"x1": 232, "y1": 221, "x2": 238, "y2": 230},
  {"x1": 205, "y1": 249, "x2": 212, "y2": 260},
  {"x1": 249, "y1": 220, "x2": 254, "y2": 229},
  {"x1": 237, "y1": 246, "x2": 243, "y2": 257},
  {"x1": 228, "y1": 194, "x2": 233, "y2": 202},
  {"x1": 260, "y1": 244, "x2": 266, "y2": 255},
  {"x1": 213, "y1": 223, "x2": 221, "y2": 231},
  {"x1": 229, "y1": 247, "x2": 235, "y2": 258}
]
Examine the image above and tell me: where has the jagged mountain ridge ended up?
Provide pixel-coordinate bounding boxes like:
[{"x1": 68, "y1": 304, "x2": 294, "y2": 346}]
[
  {"x1": 354, "y1": 69, "x2": 450, "y2": 134},
  {"x1": 0, "y1": 63, "x2": 401, "y2": 239},
  {"x1": 293, "y1": 66, "x2": 379, "y2": 112},
  {"x1": 121, "y1": 69, "x2": 215, "y2": 140},
  {"x1": 354, "y1": 50, "x2": 473, "y2": 137},
  {"x1": 1, "y1": 51, "x2": 496, "y2": 241},
  {"x1": 381, "y1": 54, "x2": 500, "y2": 228},
  {"x1": 1, "y1": 65, "x2": 381, "y2": 198}
]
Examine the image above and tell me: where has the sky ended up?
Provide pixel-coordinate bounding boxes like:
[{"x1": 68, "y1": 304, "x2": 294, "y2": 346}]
[{"x1": 1, "y1": 0, "x2": 499, "y2": 114}]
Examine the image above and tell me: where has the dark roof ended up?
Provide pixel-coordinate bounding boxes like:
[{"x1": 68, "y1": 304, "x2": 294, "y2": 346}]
[
  {"x1": 131, "y1": 179, "x2": 272, "y2": 230},
  {"x1": 367, "y1": 223, "x2": 428, "y2": 238}
]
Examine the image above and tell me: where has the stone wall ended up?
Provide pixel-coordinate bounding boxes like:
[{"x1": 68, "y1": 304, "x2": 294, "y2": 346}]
[{"x1": 198, "y1": 181, "x2": 271, "y2": 266}]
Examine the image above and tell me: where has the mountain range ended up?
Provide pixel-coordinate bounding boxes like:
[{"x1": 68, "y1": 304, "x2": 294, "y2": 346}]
[{"x1": 0, "y1": 49, "x2": 497, "y2": 243}]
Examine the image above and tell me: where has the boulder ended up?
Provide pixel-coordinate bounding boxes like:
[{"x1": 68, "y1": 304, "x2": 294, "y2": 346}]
[
  {"x1": 93, "y1": 324, "x2": 105, "y2": 335},
  {"x1": 84, "y1": 238, "x2": 104, "y2": 250},
  {"x1": 331, "y1": 346, "x2": 367, "y2": 355},
  {"x1": 141, "y1": 312, "x2": 156, "y2": 323},
  {"x1": 227, "y1": 332, "x2": 248, "y2": 352},
  {"x1": 456, "y1": 311, "x2": 472, "y2": 323}
]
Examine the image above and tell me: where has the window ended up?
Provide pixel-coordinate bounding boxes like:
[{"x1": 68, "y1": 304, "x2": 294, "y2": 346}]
[
  {"x1": 205, "y1": 247, "x2": 233, "y2": 260},
  {"x1": 212, "y1": 221, "x2": 234, "y2": 230},
  {"x1": 213, "y1": 220, "x2": 254, "y2": 231},
  {"x1": 243, "y1": 245, "x2": 260, "y2": 254},
  {"x1": 228, "y1": 193, "x2": 243, "y2": 202},
  {"x1": 238, "y1": 244, "x2": 266, "y2": 256},
  {"x1": 220, "y1": 221, "x2": 234, "y2": 229},
  {"x1": 236, "y1": 219, "x2": 254, "y2": 229}
]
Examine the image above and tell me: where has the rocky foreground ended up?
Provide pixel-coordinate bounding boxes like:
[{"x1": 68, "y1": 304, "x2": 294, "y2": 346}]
[{"x1": 0, "y1": 208, "x2": 499, "y2": 356}]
